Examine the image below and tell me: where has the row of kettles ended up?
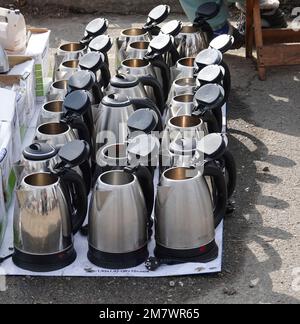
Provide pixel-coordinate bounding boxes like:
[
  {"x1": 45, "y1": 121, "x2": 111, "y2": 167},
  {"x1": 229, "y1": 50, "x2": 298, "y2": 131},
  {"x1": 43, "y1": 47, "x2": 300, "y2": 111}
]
[{"x1": 11, "y1": 4, "x2": 237, "y2": 272}]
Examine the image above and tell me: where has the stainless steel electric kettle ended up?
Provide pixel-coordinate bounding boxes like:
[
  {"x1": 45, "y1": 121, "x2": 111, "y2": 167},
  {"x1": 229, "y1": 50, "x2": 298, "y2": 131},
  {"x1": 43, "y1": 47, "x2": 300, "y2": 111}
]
[
  {"x1": 95, "y1": 93, "x2": 162, "y2": 151},
  {"x1": 13, "y1": 165, "x2": 88, "y2": 272},
  {"x1": 151, "y1": 164, "x2": 227, "y2": 268},
  {"x1": 14, "y1": 140, "x2": 92, "y2": 194},
  {"x1": 88, "y1": 167, "x2": 154, "y2": 269},
  {"x1": 106, "y1": 74, "x2": 165, "y2": 114},
  {"x1": 118, "y1": 58, "x2": 170, "y2": 105},
  {"x1": 67, "y1": 70, "x2": 103, "y2": 121}
]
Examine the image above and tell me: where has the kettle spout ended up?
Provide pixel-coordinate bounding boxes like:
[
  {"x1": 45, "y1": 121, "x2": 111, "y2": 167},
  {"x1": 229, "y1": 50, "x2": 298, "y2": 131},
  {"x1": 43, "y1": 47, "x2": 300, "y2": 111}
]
[
  {"x1": 13, "y1": 161, "x2": 25, "y2": 182},
  {"x1": 16, "y1": 189, "x2": 28, "y2": 207}
]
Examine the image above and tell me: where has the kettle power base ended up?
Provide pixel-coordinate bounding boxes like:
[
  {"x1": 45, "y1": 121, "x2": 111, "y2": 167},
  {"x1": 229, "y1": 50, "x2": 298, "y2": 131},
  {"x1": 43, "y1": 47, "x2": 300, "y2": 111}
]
[
  {"x1": 88, "y1": 245, "x2": 149, "y2": 270},
  {"x1": 12, "y1": 247, "x2": 77, "y2": 273},
  {"x1": 154, "y1": 240, "x2": 219, "y2": 265},
  {"x1": 0, "y1": 104, "x2": 224, "y2": 278}
]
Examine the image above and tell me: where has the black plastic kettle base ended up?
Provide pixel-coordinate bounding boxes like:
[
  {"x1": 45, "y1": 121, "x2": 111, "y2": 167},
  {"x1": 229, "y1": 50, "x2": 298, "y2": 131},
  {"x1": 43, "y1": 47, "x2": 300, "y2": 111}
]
[
  {"x1": 12, "y1": 246, "x2": 76, "y2": 273},
  {"x1": 88, "y1": 245, "x2": 149, "y2": 270},
  {"x1": 154, "y1": 241, "x2": 219, "y2": 265}
]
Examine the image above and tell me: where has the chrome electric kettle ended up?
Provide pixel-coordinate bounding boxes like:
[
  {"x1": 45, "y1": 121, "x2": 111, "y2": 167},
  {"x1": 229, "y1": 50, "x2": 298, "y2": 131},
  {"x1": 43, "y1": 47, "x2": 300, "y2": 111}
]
[
  {"x1": 88, "y1": 167, "x2": 154, "y2": 269},
  {"x1": 13, "y1": 164, "x2": 88, "y2": 272},
  {"x1": 79, "y1": 52, "x2": 111, "y2": 89},
  {"x1": 35, "y1": 116, "x2": 91, "y2": 150},
  {"x1": 14, "y1": 140, "x2": 92, "y2": 194},
  {"x1": 106, "y1": 74, "x2": 165, "y2": 114},
  {"x1": 118, "y1": 58, "x2": 170, "y2": 104},
  {"x1": 47, "y1": 80, "x2": 68, "y2": 101},
  {"x1": 95, "y1": 93, "x2": 162, "y2": 151},
  {"x1": 67, "y1": 70, "x2": 103, "y2": 122},
  {"x1": 147, "y1": 164, "x2": 227, "y2": 270},
  {"x1": 80, "y1": 18, "x2": 109, "y2": 46}
]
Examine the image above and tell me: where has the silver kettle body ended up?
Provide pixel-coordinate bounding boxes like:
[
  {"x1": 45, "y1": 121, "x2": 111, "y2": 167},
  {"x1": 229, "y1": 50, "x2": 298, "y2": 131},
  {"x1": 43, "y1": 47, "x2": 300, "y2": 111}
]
[
  {"x1": 175, "y1": 26, "x2": 207, "y2": 58},
  {"x1": 35, "y1": 122, "x2": 78, "y2": 148},
  {"x1": 95, "y1": 94, "x2": 135, "y2": 151},
  {"x1": 13, "y1": 170, "x2": 88, "y2": 272},
  {"x1": 155, "y1": 167, "x2": 215, "y2": 250},
  {"x1": 88, "y1": 170, "x2": 150, "y2": 269}
]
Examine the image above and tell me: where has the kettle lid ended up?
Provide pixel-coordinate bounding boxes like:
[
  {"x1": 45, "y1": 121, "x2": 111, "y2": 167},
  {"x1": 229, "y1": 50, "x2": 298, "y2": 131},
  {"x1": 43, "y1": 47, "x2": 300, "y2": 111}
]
[
  {"x1": 89, "y1": 35, "x2": 113, "y2": 53},
  {"x1": 68, "y1": 70, "x2": 95, "y2": 91},
  {"x1": 64, "y1": 90, "x2": 91, "y2": 115},
  {"x1": 194, "y1": 84, "x2": 224, "y2": 108},
  {"x1": 79, "y1": 52, "x2": 105, "y2": 72},
  {"x1": 58, "y1": 140, "x2": 90, "y2": 166},
  {"x1": 161, "y1": 20, "x2": 183, "y2": 37},
  {"x1": 197, "y1": 65, "x2": 224, "y2": 84},
  {"x1": 195, "y1": 48, "x2": 223, "y2": 68},
  {"x1": 145, "y1": 5, "x2": 170, "y2": 29},
  {"x1": 102, "y1": 93, "x2": 131, "y2": 107},
  {"x1": 148, "y1": 34, "x2": 173, "y2": 56},
  {"x1": 110, "y1": 74, "x2": 139, "y2": 88},
  {"x1": 23, "y1": 143, "x2": 58, "y2": 161},
  {"x1": 85, "y1": 18, "x2": 109, "y2": 37},
  {"x1": 210, "y1": 34, "x2": 235, "y2": 54},
  {"x1": 198, "y1": 133, "x2": 227, "y2": 159},
  {"x1": 128, "y1": 109, "x2": 158, "y2": 134}
]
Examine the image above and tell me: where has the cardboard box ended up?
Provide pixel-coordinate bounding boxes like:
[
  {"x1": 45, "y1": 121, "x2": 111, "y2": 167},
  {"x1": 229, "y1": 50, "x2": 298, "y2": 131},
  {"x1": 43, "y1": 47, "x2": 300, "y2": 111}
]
[
  {"x1": 0, "y1": 88, "x2": 21, "y2": 164},
  {"x1": 0, "y1": 121, "x2": 17, "y2": 211},
  {"x1": 25, "y1": 28, "x2": 51, "y2": 102},
  {"x1": 0, "y1": 56, "x2": 35, "y2": 140}
]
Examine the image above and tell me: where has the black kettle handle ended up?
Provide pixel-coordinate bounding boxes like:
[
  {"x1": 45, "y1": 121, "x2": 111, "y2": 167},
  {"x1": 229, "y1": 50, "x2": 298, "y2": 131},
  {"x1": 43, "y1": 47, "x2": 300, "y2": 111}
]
[
  {"x1": 201, "y1": 110, "x2": 221, "y2": 133},
  {"x1": 130, "y1": 98, "x2": 163, "y2": 132},
  {"x1": 125, "y1": 166, "x2": 154, "y2": 219},
  {"x1": 100, "y1": 62, "x2": 111, "y2": 89},
  {"x1": 63, "y1": 115, "x2": 92, "y2": 152},
  {"x1": 139, "y1": 75, "x2": 165, "y2": 115},
  {"x1": 203, "y1": 162, "x2": 227, "y2": 228},
  {"x1": 150, "y1": 58, "x2": 171, "y2": 101},
  {"x1": 60, "y1": 169, "x2": 88, "y2": 234},
  {"x1": 79, "y1": 160, "x2": 92, "y2": 194},
  {"x1": 92, "y1": 84, "x2": 103, "y2": 105}
]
